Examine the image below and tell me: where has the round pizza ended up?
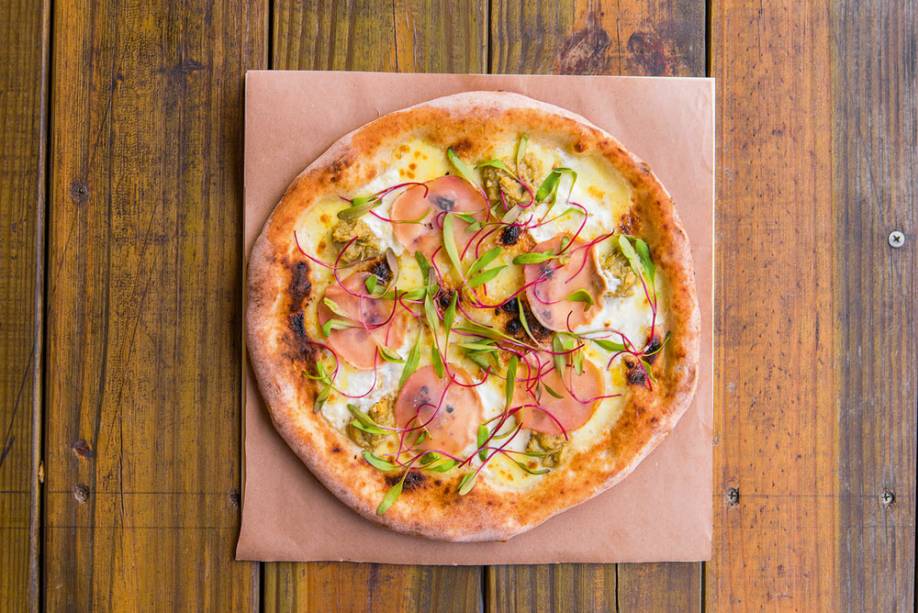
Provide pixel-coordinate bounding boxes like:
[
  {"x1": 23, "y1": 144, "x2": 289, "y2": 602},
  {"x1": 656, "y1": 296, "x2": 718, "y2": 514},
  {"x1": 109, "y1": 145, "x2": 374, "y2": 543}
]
[{"x1": 246, "y1": 91, "x2": 699, "y2": 541}]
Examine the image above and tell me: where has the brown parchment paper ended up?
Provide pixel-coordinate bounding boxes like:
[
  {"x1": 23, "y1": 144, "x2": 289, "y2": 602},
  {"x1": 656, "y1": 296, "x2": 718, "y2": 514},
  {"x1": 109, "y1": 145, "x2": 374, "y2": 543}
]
[{"x1": 237, "y1": 71, "x2": 713, "y2": 564}]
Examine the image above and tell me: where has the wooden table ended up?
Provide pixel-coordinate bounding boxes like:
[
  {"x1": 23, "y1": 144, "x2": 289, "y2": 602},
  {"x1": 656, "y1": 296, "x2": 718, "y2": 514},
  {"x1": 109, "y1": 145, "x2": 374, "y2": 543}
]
[{"x1": 1, "y1": 1, "x2": 914, "y2": 611}]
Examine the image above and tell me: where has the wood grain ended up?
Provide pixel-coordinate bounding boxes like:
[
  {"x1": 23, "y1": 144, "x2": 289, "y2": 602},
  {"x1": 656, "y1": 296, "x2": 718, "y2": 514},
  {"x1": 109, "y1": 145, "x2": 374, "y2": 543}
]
[
  {"x1": 0, "y1": 1, "x2": 49, "y2": 611},
  {"x1": 708, "y1": 1, "x2": 839, "y2": 610},
  {"x1": 488, "y1": 1, "x2": 706, "y2": 610},
  {"x1": 833, "y1": 2, "x2": 917, "y2": 611},
  {"x1": 43, "y1": 1, "x2": 265, "y2": 610},
  {"x1": 266, "y1": 2, "x2": 487, "y2": 610}
]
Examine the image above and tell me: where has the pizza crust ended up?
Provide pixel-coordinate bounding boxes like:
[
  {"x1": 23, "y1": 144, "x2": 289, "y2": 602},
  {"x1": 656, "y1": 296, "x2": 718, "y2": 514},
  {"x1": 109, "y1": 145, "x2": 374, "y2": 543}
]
[{"x1": 247, "y1": 91, "x2": 700, "y2": 541}]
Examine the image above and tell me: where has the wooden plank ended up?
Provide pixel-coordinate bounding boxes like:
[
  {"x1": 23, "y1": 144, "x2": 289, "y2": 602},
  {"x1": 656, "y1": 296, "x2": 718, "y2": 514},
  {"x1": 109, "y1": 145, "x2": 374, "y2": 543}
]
[
  {"x1": 0, "y1": 0, "x2": 49, "y2": 610},
  {"x1": 265, "y1": 2, "x2": 488, "y2": 610},
  {"x1": 708, "y1": 1, "x2": 839, "y2": 610},
  {"x1": 264, "y1": 562, "x2": 483, "y2": 612},
  {"x1": 43, "y1": 1, "x2": 265, "y2": 610},
  {"x1": 488, "y1": 2, "x2": 705, "y2": 610},
  {"x1": 833, "y1": 2, "x2": 917, "y2": 611}
]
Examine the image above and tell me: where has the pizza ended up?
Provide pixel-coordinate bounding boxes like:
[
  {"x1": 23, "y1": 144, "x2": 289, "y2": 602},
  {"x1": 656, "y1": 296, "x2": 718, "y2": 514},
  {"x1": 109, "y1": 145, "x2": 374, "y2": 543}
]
[{"x1": 246, "y1": 91, "x2": 699, "y2": 541}]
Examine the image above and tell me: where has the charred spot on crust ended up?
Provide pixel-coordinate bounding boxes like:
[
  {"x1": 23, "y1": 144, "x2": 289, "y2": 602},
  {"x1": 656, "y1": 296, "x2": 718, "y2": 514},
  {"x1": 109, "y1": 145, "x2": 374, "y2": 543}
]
[
  {"x1": 450, "y1": 139, "x2": 472, "y2": 155},
  {"x1": 624, "y1": 358, "x2": 648, "y2": 385},
  {"x1": 500, "y1": 224, "x2": 521, "y2": 245},
  {"x1": 369, "y1": 258, "x2": 392, "y2": 283},
  {"x1": 331, "y1": 446, "x2": 342, "y2": 453},
  {"x1": 386, "y1": 471, "x2": 426, "y2": 492},
  {"x1": 289, "y1": 312, "x2": 306, "y2": 338},
  {"x1": 573, "y1": 140, "x2": 587, "y2": 153},
  {"x1": 288, "y1": 261, "x2": 312, "y2": 307},
  {"x1": 643, "y1": 335, "x2": 663, "y2": 364}
]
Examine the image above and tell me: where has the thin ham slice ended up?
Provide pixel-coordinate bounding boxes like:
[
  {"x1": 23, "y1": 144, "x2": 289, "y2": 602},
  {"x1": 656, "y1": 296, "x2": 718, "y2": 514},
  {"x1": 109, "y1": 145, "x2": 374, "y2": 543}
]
[
  {"x1": 516, "y1": 354, "x2": 604, "y2": 435},
  {"x1": 316, "y1": 271, "x2": 405, "y2": 370},
  {"x1": 390, "y1": 176, "x2": 488, "y2": 257},
  {"x1": 523, "y1": 234, "x2": 603, "y2": 331},
  {"x1": 394, "y1": 365, "x2": 483, "y2": 455}
]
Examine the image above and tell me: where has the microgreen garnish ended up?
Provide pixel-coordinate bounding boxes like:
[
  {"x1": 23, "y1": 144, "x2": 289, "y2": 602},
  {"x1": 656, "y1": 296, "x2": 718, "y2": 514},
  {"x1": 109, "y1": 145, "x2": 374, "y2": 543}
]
[
  {"x1": 363, "y1": 450, "x2": 398, "y2": 472},
  {"x1": 431, "y1": 346, "x2": 445, "y2": 378},
  {"x1": 618, "y1": 235, "x2": 644, "y2": 280},
  {"x1": 364, "y1": 275, "x2": 379, "y2": 295},
  {"x1": 476, "y1": 159, "x2": 515, "y2": 175},
  {"x1": 423, "y1": 291, "x2": 439, "y2": 333},
  {"x1": 443, "y1": 292, "x2": 457, "y2": 331},
  {"x1": 512, "y1": 251, "x2": 558, "y2": 265},
  {"x1": 377, "y1": 475, "x2": 405, "y2": 515},
  {"x1": 399, "y1": 335, "x2": 421, "y2": 388},
  {"x1": 542, "y1": 382, "x2": 564, "y2": 399},
  {"x1": 504, "y1": 355, "x2": 518, "y2": 410},
  {"x1": 321, "y1": 318, "x2": 352, "y2": 337},
  {"x1": 476, "y1": 425, "x2": 489, "y2": 461},
  {"x1": 322, "y1": 297, "x2": 350, "y2": 319},
  {"x1": 414, "y1": 251, "x2": 431, "y2": 279},
  {"x1": 457, "y1": 471, "x2": 477, "y2": 496},
  {"x1": 442, "y1": 213, "x2": 463, "y2": 277},
  {"x1": 517, "y1": 299, "x2": 538, "y2": 344},
  {"x1": 338, "y1": 194, "x2": 381, "y2": 220},
  {"x1": 566, "y1": 288, "x2": 595, "y2": 307},
  {"x1": 467, "y1": 265, "x2": 506, "y2": 288},
  {"x1": 516, "y1": 134, "x2": 529, "y2": 168},
  {"x1": 377, "y1": 345, "x2": 404, "y2": 364},
  {"x1": 592, "y1": 338, "x2": 627, "y2": 353},
  {"x1": 505, "y1": 456, "x2": 551, "y2": 476},
  {"x1": 633, "y1": 237, "x2": 656, "y2": 283},
  {"x1": 535, "y1": 167, "x2": 577, "y2": 205},
  {"x1": 447, "y1": 148, "x2": 479, "y2": 186},
  {"x1": 466, "y1": 246, "x2": 501, "y2": 279}
]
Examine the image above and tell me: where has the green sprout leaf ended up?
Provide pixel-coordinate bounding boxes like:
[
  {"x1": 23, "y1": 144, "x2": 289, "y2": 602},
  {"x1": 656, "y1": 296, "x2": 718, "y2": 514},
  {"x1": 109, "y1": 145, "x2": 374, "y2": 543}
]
[
  {"x1": 477, "y1": 424, "x2": 489, "y2": 461},
  {"x1": 633, "y1": 237, "x2": 656, "y2": 283},
  {"x1": 377, "y1": 345, "x2": 404, "y2": 364},
  {"x1": 338, "y1": 195, "x2": 381, "y2": 220},
  {"x1": 466, "y1": 246, "x2": 502, "y2": 279},
  {"x1": 507, "y1": 455, "x2": 551, "y2": 476},
  {"x1": 516, "y1": 133, "x2": 529, "y2": 168},
  {"x1": 504, "y1": 355, "x2": 518, "y2": 410},
  {"x1": 542, "y1": 382, "x2": 564, "y2": 399},
  {"x1": 376, "y1": 477, "x2": 404, "y2": 515},
  {"x1": 467, "y1": 266, "x2": 506, "y2": 288},
  {"x1": 618, "y1": 235, "x2": 644, "y2": 280},
  {"x1": 362, "y1": 450, "x2": 398, "y2": 472},
  {"x1": 457, "y1": 471, "x2": 478, "y2": 496},
  {"x1": 443, "y1": 292, "x2": 458, "y2": 333},
  {"x1": 431, "y1": 346, "x2": 445, "y2": 379},
  {"x1": 517, "y1": 299, "x2": 538, "y2": 344},
  {"x1": 447, "y1": 148, "x2": 479, "y2": 186},
  {"x1": 364, "y1": 275, "x2": 379, "y2": 295},
  {"x1": 322, "y1": 297, "x2": 350, "y2": 319},
  {"x1": 348, "y1": 405, "x2": 388, "y2": 435},
  {"x1": 414, "y1": 251, "x2": 431, "y2": 280},
  {"x1": 513, "y1": 251, "x2": 557, "y2": 265},
  {"x1": 592, "y1": 338, "x2": 627, "y2": 353},
  {"x1": 423, "y1": 291, "x2": 439, "y2": 334},
  {"x1": 535, "y1": 167, "x2": 577, "y2": 204},
  {"x1": 566, "y1": 288, "x2": 595, "y2": 307},
  {"x1": 399, "y1": 335, "x2": 421, "y2": 388},
  {"x1": 321, "y1": 318, "x2": 352, "y2": 338},
  {"x1": 442, "y1": 213, "x2": 463, "y2": 277},
  {"x1": 476, "y1": 159, "x2": 515, "y2": 175}
]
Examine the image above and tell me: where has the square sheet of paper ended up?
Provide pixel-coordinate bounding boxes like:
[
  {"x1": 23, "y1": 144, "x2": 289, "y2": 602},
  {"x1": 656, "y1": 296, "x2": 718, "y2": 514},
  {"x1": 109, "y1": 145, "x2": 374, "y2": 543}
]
[{"x1": 238, "y1": 71, "x2": 713, "y2": 564}]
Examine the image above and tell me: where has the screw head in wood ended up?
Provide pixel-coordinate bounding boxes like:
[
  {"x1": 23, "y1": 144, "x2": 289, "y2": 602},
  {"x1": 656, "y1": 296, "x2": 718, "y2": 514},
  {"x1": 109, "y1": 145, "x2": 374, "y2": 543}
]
[
  {"x1": 726, "y1": 487, "x2": 740, "y2": 506},
  {"x1": 888, "y1": 230, "x2": 905, "y2": 248},
  {"x1": 881, "y1": 489, "x2": 895, "y2": 505}
]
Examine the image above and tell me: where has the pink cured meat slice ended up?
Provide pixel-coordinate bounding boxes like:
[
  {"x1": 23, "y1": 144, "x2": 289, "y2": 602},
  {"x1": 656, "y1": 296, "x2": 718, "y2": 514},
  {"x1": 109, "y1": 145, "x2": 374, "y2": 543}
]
[
  {"x1": 316, "y1": 272, "x2": 405, "y2": 370},
  {"x1": 516, "y1": 355, "x2": 604, "y2": 435},
  {"x1": 390, "y1": 176, "x2": 488, "y2": 257},
  {"x1": 394, "y1": 365, "x2": 483, "y2": 455},
  {"x1": 523, "y1": 235, "x2": 603, "y2": 331}
]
